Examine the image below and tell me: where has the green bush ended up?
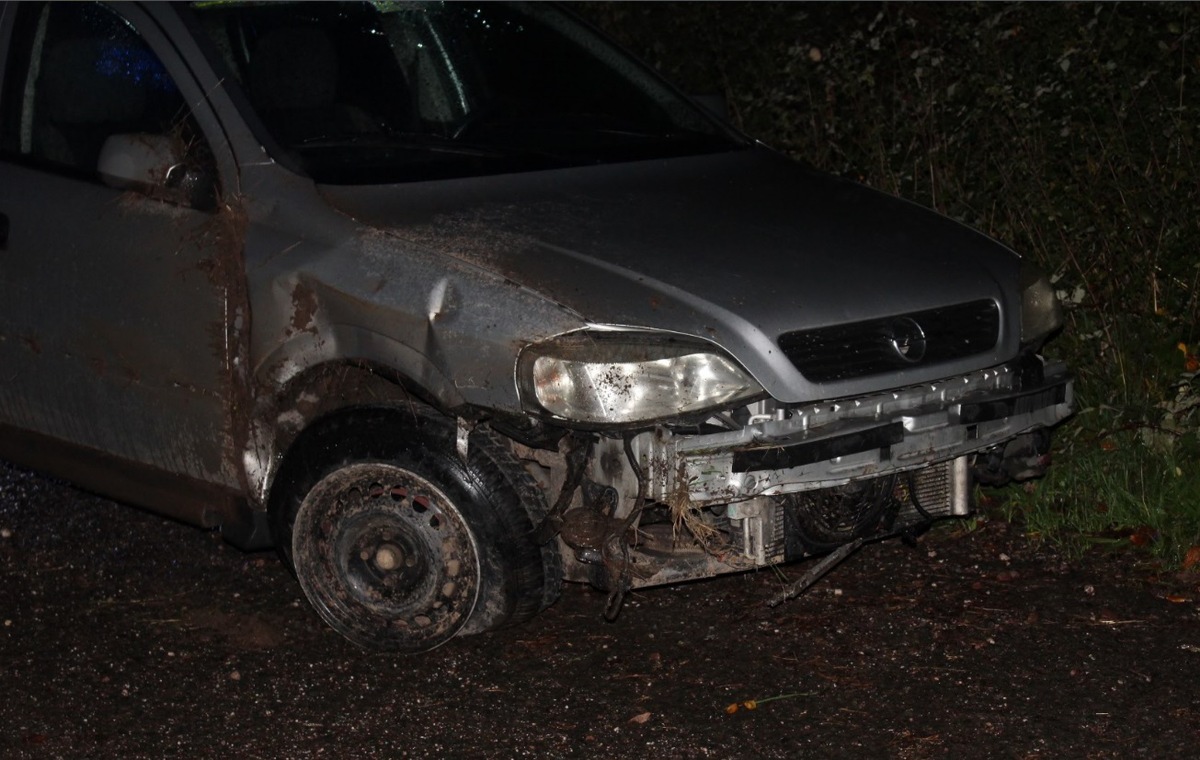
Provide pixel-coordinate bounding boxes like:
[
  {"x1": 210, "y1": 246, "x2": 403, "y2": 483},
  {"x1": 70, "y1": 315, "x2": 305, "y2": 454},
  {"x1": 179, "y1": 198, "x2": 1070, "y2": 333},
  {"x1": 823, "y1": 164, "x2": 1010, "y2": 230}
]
[{"x1": 581, "y1": 2, "x2": 1200, "y2": 564}]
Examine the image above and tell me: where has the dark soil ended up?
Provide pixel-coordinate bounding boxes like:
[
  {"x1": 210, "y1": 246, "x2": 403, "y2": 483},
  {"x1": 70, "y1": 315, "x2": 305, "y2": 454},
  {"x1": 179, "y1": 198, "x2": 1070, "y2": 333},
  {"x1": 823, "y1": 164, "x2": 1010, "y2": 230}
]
[{"x1": 2, "y1": 461, "x2": 1198, "y2": 758}]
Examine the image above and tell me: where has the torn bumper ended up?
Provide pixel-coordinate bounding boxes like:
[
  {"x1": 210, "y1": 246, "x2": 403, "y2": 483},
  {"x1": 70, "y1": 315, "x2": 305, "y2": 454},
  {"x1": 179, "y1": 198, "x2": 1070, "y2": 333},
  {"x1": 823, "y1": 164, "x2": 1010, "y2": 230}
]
[
  {"x1": 603, "y1": 358, "x2": 1072, "y2": 587},
  {"x1": 649, "y1": 357, "x2": 1072, "y2": 505}
]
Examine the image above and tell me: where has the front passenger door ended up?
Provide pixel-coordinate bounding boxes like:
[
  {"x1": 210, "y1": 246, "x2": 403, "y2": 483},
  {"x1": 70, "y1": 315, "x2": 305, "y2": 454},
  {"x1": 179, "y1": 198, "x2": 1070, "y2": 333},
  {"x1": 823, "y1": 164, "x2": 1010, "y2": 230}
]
[{"x1": 0, "y1": 2, "x2": 243, "y2": 494}]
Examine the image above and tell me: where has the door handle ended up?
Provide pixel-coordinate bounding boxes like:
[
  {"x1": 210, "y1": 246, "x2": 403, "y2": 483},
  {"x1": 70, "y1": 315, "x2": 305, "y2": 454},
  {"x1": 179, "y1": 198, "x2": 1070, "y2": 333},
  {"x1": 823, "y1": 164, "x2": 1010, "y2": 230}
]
[{"x1": 0, "y1": 212, "x2": 7, "y2": 249}]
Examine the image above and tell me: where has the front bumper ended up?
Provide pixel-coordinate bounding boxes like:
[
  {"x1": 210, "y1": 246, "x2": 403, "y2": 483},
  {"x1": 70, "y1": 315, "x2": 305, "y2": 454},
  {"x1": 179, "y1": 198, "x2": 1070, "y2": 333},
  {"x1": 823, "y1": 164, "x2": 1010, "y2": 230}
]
[
  {"x1": 567, "y1": 357, "x2": 1072, "y2": 589},
  {"x1": 646, "y1": 357, "x2": 1072, "y2": 506}
]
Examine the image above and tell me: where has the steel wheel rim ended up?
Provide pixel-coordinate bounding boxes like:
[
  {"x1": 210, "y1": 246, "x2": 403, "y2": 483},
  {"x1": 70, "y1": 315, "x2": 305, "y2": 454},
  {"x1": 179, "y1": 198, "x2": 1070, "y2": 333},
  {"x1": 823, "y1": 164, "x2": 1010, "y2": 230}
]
[{"x1": 293, "y1": 462, "x2": 480, "y2": 651}]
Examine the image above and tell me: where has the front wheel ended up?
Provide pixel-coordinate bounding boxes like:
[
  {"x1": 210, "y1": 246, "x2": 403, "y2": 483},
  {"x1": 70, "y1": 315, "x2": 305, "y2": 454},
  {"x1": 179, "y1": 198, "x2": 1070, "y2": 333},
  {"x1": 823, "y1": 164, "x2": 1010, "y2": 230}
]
[
  {"x1": 271, "y1": 406, "x2": 562, "y2": 652},
  {"x1": 292, "y1": 461, "x2": 481, "y2": 652}
]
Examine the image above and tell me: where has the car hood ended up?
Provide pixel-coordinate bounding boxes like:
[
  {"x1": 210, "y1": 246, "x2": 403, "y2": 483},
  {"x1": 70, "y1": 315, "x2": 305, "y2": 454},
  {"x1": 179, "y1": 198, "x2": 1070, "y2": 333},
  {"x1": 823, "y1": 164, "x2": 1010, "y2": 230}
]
[{"x1": 319, "y1": 147, "x2": 1022, "y2": 403}]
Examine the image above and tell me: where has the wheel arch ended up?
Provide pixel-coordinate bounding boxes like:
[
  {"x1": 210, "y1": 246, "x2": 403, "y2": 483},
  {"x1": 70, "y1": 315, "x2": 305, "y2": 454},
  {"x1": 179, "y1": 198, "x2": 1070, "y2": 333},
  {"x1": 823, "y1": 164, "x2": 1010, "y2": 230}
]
[
  {"x1": 244, "y1": 333, "x2": 464, "y2": 508},
  {"x1": 225, "y1": 358, "x2": 442, "y2": 549},
  {"x1": 267, "y1": 360, "x2": 450, "y2": 467}
]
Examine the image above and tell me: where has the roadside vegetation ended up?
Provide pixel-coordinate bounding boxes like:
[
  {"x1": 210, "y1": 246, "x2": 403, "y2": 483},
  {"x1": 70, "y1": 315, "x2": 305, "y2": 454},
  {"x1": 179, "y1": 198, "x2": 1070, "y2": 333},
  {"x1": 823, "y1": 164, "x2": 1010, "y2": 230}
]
[{"x1": 582, "y1": 2, "x2": 1200, "y2": 567}]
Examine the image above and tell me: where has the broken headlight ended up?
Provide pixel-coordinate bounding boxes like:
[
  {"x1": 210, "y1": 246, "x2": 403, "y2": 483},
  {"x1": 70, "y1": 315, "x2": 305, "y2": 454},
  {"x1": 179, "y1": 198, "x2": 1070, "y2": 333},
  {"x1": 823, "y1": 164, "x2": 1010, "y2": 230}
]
[
  {"x1": 518, "y1": 331, "x2": 763, "y2": 426},
  {"x1": 1019, "y1": 259, "x2": 1063, "y2": 350}
]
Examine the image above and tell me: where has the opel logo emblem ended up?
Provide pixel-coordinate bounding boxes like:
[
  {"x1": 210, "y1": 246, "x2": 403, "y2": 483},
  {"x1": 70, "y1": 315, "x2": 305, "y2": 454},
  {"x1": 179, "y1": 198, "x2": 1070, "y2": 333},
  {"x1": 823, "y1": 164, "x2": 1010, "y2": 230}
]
[{"x1": 888, "y1": 317, "x2": 926, "y2": 363}]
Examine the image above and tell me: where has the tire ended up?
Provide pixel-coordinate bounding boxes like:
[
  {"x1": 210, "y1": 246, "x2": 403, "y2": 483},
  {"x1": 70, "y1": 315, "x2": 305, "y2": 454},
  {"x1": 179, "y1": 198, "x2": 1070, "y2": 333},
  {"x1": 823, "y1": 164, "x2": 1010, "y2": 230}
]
[{"x1": 269, "y1": 405, "x2": 561, "y2": 652}]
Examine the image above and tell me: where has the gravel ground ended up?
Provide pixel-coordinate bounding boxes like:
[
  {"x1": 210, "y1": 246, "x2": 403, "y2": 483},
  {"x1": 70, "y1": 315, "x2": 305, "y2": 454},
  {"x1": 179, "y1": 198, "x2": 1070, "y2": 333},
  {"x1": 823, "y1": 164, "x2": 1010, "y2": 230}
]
[{"x1": 2, "y1": 460, "x2": 1199, "y2": 759}]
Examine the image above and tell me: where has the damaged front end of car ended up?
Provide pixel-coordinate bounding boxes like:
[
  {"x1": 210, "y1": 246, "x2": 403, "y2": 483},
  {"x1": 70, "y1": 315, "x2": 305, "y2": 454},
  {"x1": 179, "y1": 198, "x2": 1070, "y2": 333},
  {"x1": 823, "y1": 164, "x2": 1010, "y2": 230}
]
[{"x1": 508, "y1": 280, "x2": 1072, "y2": 615}]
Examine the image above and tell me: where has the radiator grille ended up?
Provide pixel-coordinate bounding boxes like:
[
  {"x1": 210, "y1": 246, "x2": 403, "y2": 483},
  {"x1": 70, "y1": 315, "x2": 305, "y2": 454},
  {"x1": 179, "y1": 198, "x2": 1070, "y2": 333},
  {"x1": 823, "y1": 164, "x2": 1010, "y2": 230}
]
[{"x1": 778, "y1": 300, "x2": 1000, "y2": 382}]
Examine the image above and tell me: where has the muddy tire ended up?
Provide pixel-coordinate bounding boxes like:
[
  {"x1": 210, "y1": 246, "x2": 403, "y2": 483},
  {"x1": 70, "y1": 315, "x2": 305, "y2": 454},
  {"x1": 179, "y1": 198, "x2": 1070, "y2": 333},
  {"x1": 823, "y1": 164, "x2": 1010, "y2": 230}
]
[{"x1": 270, "y1": 406, "x2": 561, "y2": 652}]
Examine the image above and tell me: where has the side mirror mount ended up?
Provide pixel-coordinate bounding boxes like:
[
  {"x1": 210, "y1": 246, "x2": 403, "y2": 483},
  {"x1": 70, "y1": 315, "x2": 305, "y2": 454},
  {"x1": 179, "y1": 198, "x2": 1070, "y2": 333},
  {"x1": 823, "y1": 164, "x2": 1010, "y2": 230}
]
[{"x1": 97, "y1": 133, "x2": 217, "y2": 211}]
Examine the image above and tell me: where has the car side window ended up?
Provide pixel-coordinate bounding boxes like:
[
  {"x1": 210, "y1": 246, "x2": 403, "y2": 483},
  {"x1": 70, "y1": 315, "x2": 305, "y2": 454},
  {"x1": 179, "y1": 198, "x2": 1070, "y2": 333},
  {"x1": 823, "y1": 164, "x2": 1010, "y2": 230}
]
[{"x1": 0, "y1": 2, "x2": 217, "y2": 209}]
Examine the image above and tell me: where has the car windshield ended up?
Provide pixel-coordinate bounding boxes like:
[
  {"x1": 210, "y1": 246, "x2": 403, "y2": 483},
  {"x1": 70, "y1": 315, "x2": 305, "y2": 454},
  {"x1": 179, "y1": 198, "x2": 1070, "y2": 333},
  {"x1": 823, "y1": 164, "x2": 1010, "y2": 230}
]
[{"x1": 189, "y1": 1, "x2": 742, "y2": 184}]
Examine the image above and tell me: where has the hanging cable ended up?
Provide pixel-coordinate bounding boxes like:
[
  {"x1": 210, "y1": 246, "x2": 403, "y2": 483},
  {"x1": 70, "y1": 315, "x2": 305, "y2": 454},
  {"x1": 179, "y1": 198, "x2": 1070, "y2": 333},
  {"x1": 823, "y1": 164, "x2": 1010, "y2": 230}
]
[{"x1": 602, "y1": 434, "x2": 649, "y2": 620}]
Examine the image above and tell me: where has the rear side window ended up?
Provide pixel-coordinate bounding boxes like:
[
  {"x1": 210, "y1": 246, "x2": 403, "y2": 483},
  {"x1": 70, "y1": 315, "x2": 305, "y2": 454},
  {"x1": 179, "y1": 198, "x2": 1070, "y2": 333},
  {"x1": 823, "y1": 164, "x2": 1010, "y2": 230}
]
[{"x1": 0, "y1": 1, "x2": 213, "y2": 192}]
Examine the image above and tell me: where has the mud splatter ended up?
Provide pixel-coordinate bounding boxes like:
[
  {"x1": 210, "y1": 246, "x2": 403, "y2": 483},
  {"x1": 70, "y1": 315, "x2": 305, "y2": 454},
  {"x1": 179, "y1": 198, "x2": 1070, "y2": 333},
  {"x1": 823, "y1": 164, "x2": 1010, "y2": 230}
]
[{"x1": 289, "y1": 282, "x2": 319, "y2": 335}]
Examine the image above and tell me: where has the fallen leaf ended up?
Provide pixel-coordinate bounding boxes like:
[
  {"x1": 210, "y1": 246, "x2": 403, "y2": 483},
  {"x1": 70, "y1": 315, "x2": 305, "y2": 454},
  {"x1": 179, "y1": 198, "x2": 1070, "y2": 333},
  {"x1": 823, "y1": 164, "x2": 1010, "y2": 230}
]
[
  {"x1": 1165, "y1": 595, "x2": 1190, "y2": 604},
  {"x1": 1183, "y1": 546, "x2": 1200, "y2": 571},
  {"x1": 1129, "y1": 526, "x2": 1155, "y2": 547},
  {"x1": 1183, "y1": 343, "x2": 1200, "y2": 371},
  {"x1": 629, "y1": 712, "x2": 652, "y2": 725}
]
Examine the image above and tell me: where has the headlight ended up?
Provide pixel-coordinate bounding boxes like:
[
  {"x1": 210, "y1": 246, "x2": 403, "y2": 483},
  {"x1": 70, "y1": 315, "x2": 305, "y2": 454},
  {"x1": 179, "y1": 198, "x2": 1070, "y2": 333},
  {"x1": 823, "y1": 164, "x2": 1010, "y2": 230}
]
[
  {"x1": 518, "y1": 331, "x2": 764, "y2": 426},
  {"x1": 1019, "y1": 260, "x2": 1063, "y2": 349}
]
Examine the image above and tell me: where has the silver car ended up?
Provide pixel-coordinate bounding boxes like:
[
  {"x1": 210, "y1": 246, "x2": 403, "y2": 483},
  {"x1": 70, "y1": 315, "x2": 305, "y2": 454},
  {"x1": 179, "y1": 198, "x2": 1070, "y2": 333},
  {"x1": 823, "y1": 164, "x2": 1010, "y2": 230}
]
[{"x1": 0, "y1": 1, "x2": 1072, "y2": 651}]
